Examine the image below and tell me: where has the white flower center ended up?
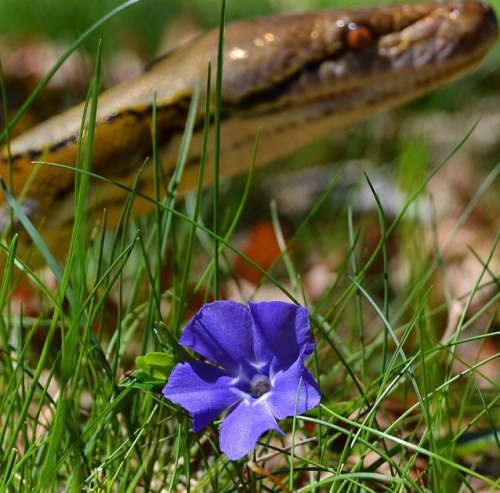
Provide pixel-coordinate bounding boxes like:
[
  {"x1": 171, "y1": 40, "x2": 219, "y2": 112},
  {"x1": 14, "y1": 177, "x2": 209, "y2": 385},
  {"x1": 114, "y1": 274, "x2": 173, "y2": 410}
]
[{"x1": 250, "y1": 374, "x2": 270, "y2": 398}]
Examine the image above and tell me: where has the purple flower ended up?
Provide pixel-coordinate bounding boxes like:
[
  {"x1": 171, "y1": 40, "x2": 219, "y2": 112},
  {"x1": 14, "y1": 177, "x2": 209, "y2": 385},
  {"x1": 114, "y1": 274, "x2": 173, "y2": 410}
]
[{"x1": 163, "y1": 300, "x2": 321, "y2": 460}]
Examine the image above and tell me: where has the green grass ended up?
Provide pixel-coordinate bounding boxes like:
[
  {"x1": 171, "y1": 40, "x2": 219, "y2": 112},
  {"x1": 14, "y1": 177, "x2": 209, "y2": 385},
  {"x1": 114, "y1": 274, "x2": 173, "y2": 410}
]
[{"x1": 1, "y1": 1, "x2": 499, "y2": 491}]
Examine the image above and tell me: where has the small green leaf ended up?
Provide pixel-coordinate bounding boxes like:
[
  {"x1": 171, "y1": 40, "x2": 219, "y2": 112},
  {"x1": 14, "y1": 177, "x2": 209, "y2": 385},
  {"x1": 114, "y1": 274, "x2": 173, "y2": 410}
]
[
  {"x1": 454, "y1": 430, "x2": 499, "y2": 457},
  {"x1": 136, "y1": 351, "x2": 176, "y2": 379},
  {"x1": 119, "y1": 369, "x2": 167, "y2": 392}
]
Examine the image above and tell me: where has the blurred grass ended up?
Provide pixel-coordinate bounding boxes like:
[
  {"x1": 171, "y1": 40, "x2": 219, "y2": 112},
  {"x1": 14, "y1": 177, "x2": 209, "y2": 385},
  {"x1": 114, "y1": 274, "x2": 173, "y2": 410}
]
[
  {"x1": 0, "y1": 0, "x2": 497, "y2": 58},
  {"x1": 0, "y1": 0, "x2": 275, "y2": 58}
]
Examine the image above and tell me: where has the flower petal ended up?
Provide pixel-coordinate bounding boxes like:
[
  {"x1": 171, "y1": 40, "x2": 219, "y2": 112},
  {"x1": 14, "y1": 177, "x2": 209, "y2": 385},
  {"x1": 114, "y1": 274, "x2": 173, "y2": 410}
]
[
  {"x1": 250, "y1": 301, "x2": 314, "y2": 367},
  {"x1": 163, "y1": 360, "x2": 241, "y2": 431},
  {"x1": 179, "y1": 301, "x2": 255, "y2": 373},
  {"x1": 268, "y1": 358, "x2": 321, "y2": 420},
  {"x1": 219, "y1": 399, "x2": 284, "y2": 460}
]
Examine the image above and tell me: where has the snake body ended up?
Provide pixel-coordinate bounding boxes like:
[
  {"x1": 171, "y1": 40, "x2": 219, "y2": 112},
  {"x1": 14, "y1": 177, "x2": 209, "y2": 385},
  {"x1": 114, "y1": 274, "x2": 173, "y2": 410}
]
[{"x1": 0, "y1": 0, "x2": 497, "y2": 268}]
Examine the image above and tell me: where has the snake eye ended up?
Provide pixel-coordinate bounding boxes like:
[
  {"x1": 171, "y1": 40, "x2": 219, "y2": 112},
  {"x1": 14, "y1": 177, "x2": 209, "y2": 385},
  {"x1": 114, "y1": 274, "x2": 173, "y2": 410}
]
[{"x1": 345, "y1": 23, "x2": 375, "y2": 50}]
